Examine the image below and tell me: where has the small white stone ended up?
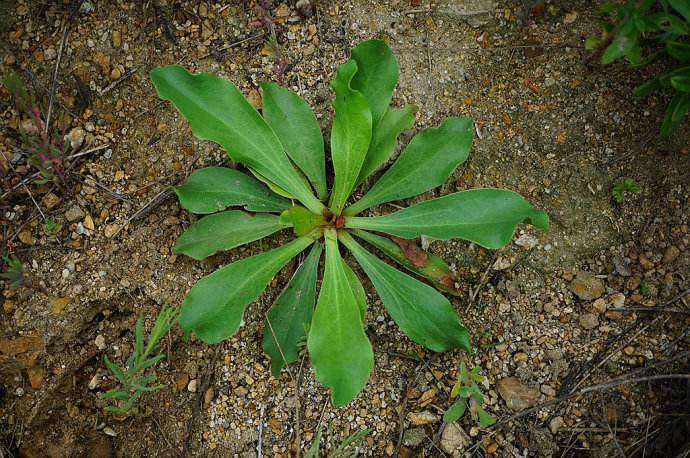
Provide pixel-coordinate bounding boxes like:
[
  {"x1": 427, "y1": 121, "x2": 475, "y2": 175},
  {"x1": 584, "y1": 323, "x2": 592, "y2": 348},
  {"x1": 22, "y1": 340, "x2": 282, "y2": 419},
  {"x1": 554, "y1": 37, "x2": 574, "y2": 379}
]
[
  {"x1": 94, "y1": 334, "x2": 106, "y2": 350},
  {"x1": 187, "y1": 379, "x2": 198, "y2": 393}
]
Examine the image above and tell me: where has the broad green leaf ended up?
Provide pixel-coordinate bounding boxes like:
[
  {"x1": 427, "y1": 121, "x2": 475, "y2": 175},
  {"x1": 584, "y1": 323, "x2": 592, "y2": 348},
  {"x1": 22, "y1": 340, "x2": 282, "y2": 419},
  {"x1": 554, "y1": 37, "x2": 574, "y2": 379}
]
[
  {"x1": 346, "y1": 189, "x2": 549, "y2": 249},
  {"x1": 307, "y1": 229, "x2": 373, "y2": 406},
  {"x1": 671, "y1": 75, "x2": 690, "y2": 92},
  {"x1": 443, "y1": 399, "x2": 467, "y2": 423},
  {"x1": 149, "y1": 65, "x2": 324, "y2": 214},
  {"x1": 352, "y1": 229, "x2": 460, "y2": 296},
  {"x1": 670, "y1": 0, "x2": 690, "y2": 22},
  {"x1": 263, "y1": 243, "x2": 322, "y2": 378},
  {"x1": 249, "y1": 167, "x2": 295, "y2": 199},
  {"x1": 180, "y1": 237, "x2": 313, "y2": 343},
  {"x1": 355, "y1": 105, "x2": 417, "y2": 186},
  {"x1": 601, "y1": 22, "x2": 637, "y2": 65},
  {"x1": 345, "y1": 117, "x2": 474, "y2": 216},
  {"x1": 279, "y1": 206, "x2": 326, "y2": 237},
  {"x1": 260, "y1": 82, "x2": 328, "y2": 199},
  {"x1": 350, "y1": 39, "x2": 399, "y2": 128},
  {"x1": 476, "y1": 405, "x2": 496, "y2": 428},
  {"x1": 328, "y1": 60, "x2": 373, "y2": 215},
  {"x1": 343, "y1": 261, "x2": 367, "y2": 319},
  {"x1": 175, "y1": 211, "x2": 287, "y2": 260},
  {"x1": 661, "y1": 92, "x2": 690, "y2": 137},
  {"x1": 341, "y1": 233, "x2": 470, "y2": 353},
  {"x1": 667, "y1": 41, "x2": 690, "y2": 61},
  {"x1": 174, "y1": 167, "x2": 290, "y2": 214}
]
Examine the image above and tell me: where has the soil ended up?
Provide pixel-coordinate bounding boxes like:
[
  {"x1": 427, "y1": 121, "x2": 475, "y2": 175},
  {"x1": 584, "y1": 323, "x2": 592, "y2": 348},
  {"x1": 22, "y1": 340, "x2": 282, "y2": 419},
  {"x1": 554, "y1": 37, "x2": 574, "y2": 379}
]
[{"x1": 1, "y1": 0, "x2": 689, "y2": 457}]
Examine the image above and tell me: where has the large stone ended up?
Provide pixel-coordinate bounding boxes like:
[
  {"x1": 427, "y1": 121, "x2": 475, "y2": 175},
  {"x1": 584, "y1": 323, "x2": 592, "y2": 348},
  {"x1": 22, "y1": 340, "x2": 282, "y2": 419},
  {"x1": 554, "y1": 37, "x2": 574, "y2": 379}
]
[
  {"x1": 569, "y1": 271, "x2": 605, "y2": 300},
  {"x1": 496, "y1": 377, "x2": 540, "y2": 412},
  {"x1": 407, "y1": 410, "x2": 439, "y2": 426},
  {"x1": 64, "y1": 205, "x2": 85, "y2": 222},
  {"x1": 402, "y1": 427, "x2": 426, "y2": 447},
  {"x1": 440, "y1": 423, "x2": 470, "y2": 456}
]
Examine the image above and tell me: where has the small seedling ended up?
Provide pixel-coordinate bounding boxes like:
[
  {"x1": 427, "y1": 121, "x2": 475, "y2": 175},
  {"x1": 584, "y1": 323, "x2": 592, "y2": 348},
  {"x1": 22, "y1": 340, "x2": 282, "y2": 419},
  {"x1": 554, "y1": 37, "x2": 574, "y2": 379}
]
[
  {"x1": 150, "y1": 39, "x2": 549, "y2": 406},
  {"x1": 100, "y1": 305, "x2": 178, "y2": 414},
  {"x1": 0, "y1": 254, "x2": 24, "y2": 289},
  {"x1": 1, "y1": 71, "x2": 69, "y2": 184},
  {"x1": 612, "y1": 177, "x2": 641, "y2": 203},
  {"x1": 304, "y1": 426, "x2": 371, "y2": 458},
  {"x1": 443, "y1": 362, "x2": 495, "y2": 428},
  {"x1": 42, "y1": 217, "x2": 62, "y2": 240}
]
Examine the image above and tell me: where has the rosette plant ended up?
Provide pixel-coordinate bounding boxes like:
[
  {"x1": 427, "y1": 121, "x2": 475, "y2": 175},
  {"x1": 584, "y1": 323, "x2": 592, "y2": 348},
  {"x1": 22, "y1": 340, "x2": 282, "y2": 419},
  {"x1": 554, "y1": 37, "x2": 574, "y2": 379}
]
[{"x1": 150, "y1": 39, "x2": 548, "y2": 406}]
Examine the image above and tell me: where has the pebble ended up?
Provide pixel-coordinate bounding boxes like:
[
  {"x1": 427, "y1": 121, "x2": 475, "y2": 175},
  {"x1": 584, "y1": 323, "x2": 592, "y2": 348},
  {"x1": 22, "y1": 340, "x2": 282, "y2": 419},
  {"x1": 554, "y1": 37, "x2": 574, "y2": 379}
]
[
  {"x1": 94, "y1": 334, "x2": 106, "y2": 350},
  {"x1": 579, "y1": 313, "x2": 599, "y2": 330},
  {"x1": 540, "y1": 385, "x2": 556, "y2": 397},
  {"x1": 103, "y1": 427, "x2": 117, "y2": 437},
  {"x1": 569, "y1": 271, "x2": 605, "y2": 300},
  {"x1": 638, "y1": 255, "x2": 654, "y2": 270},
  {"x1": 515, "y1": 233, "x2": 539, "y2": 249},
  {"x1": 44, "y1": 48, "x2": 57, "y2": 61},
  {"x1": 406, "y1": 410, "x2": 439, "y2": 426},
  {"x1": 65, "y1": 205, "x2": 85, "y2": 222},
  {"x1": 513, "y1": 352, "x2": 528, "y2": 363},
  {"x1": 609, "y1": 292, "x2": 625, "y2": 308},
  {"x1": 549, "y1": 416, "x2": 565, "y2": 434},
  {"x1": 662, "y1": 246, "x2": 680, "y2": 264},
  {"x1": 402, "y1": 427, "x2": 426, "y2": 447},
  {"x1": 592, "y1": 298, "x2": 607, "y2": 313},
  {"x1": 440, "y1": 423, "x2": 470, "y2": 456},
  {"x1": 18, "y1": 230, "x2": 33, "y2": 245},
  {"x1": 41, "y1": 192, "x2": 61, "y2": 210},
  {"x1": 492, "y1": 257, "x2": 513, "y2": 270},
  {"x1": 496, "y1": 377, "x2": 540, "y2": 411},
  {"x1": 112, "y1": 30, "x2": 122, "y2": 48},
  {"x1": 66, "y1": 127, "x2": 85, "y2": 149},
  {"x1": 187, "y1": 379, "x2": 198, "y2": 393}
]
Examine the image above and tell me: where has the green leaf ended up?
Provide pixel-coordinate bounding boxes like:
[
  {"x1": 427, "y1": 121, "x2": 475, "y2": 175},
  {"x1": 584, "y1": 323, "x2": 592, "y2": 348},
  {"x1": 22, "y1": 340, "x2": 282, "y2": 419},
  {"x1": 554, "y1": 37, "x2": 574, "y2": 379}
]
[
  {"x1": 443, "y1": 399, "x2": 467, "y2": 423},
  {"x1": 175, "y1": 211, "x2": 287, "y2": 260},
  {"x1": 671, "y1": 75, "x2": 690, "y2": 92},
  {"x1": 343, "y1": 261, "x2": 367, "y2": 319},
  {"x1": 174, "y1": 167, "x2": 291, "y2": 214},
  {"x1": 135, "y1": 317, "x2": 144, "y2": 361},
  {"x1": 345, "y1": 117, "x2": 473, "y2": 216},
  {"x1": 260, "y1": 82, "x2": 328, "y2": 199},
  {"x1": 249, "y1": 168, "x2": 295, "y2": 199},
  {"x1": 667, "y1": 41, "x2": 690, "y2": 61},
  {"x1": 140, "y1": 354, "x2": 166, "y2": 370},
  {"x1": 601, "y1": 22, "x2": 637, "y2": 65},
  {"x1": 328, "y1": 60, "x2": 373, "y2": 215},
  {"x1": 476, "y1": 404, "x2": 496, "y2": 428},
  {"x1": 353, "y1": 229, "x2": 460, "y2": 296},
  {"x1": 100, "y1": 389, "x2": 130, "y2": 401},
  {"x1": 332, "y1": 429, "x2": 371, "y2": 455},
  {"x1": 355, "y1": 105, "x2": 417, "y2": 186},
  {"x1": 350, "y1": 39, "x2": 399, "y2": 129},
  {"x1": 341, "y1": 233, "x2": 470, "y2": 353},
  {"x1": 670, "y1": 0, "x2": 690, "y2": 22},
  {"x1": 304, "y1": 430, "x2": 322, "y2": 458},
  {"x1": 307, "y1": 229, "x2": 373, "y2": 406},
  {"x1": 634, "y1": 76, "x2": 661, "y2": 97},
  {"x1": 661, "y1": 92, "x2": 690, "y2": 137},
  {"x1": 180, "y1": 237, "x2": 313, "y2": 343},
  {"x1": 104, "y1": 356, "x2": 127, "y2": 384},
  {"x1": 263, "y1": 243, "x2": 322, "y2": 378},
  {"x1": 279, "y1": 206, "x2": 326, "y2": 237},
  {"x1": 346, "y1": 189, "x2": 549, "y2": 249},
  {"x1": 584, "y1": 36, "x2": 601, "y2": 50},
  {"x1": 149, "y1": 65, "x2": 324, "y2": 214}
]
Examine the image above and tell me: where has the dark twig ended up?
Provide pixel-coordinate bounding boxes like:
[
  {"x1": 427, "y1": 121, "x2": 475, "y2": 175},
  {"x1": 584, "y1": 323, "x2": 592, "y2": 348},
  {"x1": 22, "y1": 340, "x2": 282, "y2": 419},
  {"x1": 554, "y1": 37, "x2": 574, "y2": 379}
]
[
  {"x1": 98, "y1": 67, "x2": 138, "y2": 96},
  {"x1": 45, "y1": 23, "x2": 70, "y2": 136}
]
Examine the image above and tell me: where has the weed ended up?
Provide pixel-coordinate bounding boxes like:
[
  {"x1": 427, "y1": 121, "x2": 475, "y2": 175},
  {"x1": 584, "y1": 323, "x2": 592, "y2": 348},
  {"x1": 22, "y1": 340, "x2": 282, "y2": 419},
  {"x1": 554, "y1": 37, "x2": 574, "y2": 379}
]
[
  {"x1": 0, "y1": 254, "x2": 24, "y2": 289},
  {"x1": 612, "y1": 177, "x2": 641, "y2": 203},
  {"x1": 150, "y1": 39, "x2": 548, "y2": 405},
  {"x1": 443, "y1": 362, "x2": 496, "y2": 428}
]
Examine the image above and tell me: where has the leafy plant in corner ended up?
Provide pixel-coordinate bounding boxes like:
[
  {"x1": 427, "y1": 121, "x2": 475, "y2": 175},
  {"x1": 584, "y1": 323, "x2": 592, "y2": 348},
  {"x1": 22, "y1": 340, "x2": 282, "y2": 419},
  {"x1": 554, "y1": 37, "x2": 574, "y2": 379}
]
[
  {"x1": 612, "y1": 177, "x2": 641, "y2": 203},
  {"x1": 0, "y1": 254, "x2": 24, "y2": 289},
  {"x1": 443, "y1": 362, "x2": 495, "y2": 428},
  {"x1": 588, "y1": 0, "x2": 690, "y2": 136},
  {"x1": 150, "y1": 39, "x2": 549, "y2": 406},
  {"x1": 101, "y1": 305, "x2": 178, "y2": 414}
]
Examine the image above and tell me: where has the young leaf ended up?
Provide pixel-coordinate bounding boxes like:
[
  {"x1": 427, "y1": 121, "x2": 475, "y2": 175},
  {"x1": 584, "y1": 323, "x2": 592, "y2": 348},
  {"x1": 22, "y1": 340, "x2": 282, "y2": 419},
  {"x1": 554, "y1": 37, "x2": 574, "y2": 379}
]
[
  {"x1": 355, "y1": 105, "x2": 417, "y2": 186},
  {"x1": 353, "y1": 229, "x2": 460, "y2": 296},
  {"x1": 634, "y1": 76, "x2": 661, "y2": 98},
  {"x1": 443, "y1": 399, "x2": 467, "y2": 423},
  {"x1": 279, "y1": 206, "x2": 326, "y2": 237},
  {"x1": 346, "y1": 189, "x2": 549, "y2": 249},
  {"x1": 174, "y1": 167, "x2": 291, "y2": 214},
  {"x1": 345, "y1": 117, "x2": 473, "y2": 216},
  {"x1": 304, "y1": 430, "x2": 322, "y2": 458},
  {"x1": 349, "y1": 39, "x2": 399, "y2": 129},
  {"x1": 263, "y1": 243, "x2": 322, "y2": 378},
  {"x1": 671, "y1": 76, "x2": 690, "y2": 92},
  {"x1": 601, "y1": 22, "x2": 637, "y2": 65},
  {"x1": 341, "y1": 233, "x2": 470, "y2": 353},
  {"x1": 175, "y1": 211, "x2": 287, "y2": 260},
  {"x1": 307, "y1": 229, "x2": 373, "y2": 406},
  {"x1": 328, "y1": 60, "x2": 373, "y2": 215},
  {"x1": 666, "y1": 41, "x2": 690, "y2": 62},
  {"x1": 180, "y1": 237, "x2": 313, "y2": 343},
  {"x1": 104, "y1": 356, "x2": 127, "y2": 385},
  {"x1": 150, "y1": 65, "x2": 324, "y2": 214},
  {"x1": 476, "y1": 404, "x2": 496, "y2": 428},
  {"x1": 261, "y1": 82, "x2": 328, "y2": 199},
  {"x1": 661, "y1": 92, "x2": 690, "y2": 137},
  {"x1": 135, "y1": 317, "x2": 144, "y2": 362}
]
